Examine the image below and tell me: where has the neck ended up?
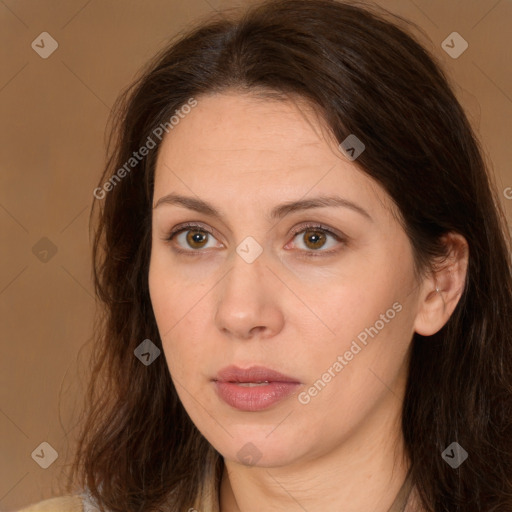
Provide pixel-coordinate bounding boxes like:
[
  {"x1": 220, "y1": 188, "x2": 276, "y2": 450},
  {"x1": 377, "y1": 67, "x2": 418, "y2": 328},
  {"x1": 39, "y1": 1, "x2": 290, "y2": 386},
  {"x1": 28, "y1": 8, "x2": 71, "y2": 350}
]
[{"x1": 219, "y1": 388, "x2": 410, "y2": 512}]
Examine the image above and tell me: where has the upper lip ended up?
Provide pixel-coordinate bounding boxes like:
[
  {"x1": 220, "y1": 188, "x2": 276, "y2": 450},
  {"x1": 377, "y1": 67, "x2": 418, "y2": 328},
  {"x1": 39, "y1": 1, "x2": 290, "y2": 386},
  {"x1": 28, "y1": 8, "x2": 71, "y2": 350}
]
[{"x1": 214, "y1": 365, "x2": 300, "y2": 383}]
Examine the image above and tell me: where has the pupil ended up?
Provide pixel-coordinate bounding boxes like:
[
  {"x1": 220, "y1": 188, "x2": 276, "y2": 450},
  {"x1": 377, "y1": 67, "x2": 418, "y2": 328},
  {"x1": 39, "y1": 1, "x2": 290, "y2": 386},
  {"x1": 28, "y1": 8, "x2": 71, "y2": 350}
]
[
  {"x1": 306, "y1": 231, "x2": 324, "y2": 248},
  {"x1": 187, "y1": 230, "x2": 207, "y2": 247}
]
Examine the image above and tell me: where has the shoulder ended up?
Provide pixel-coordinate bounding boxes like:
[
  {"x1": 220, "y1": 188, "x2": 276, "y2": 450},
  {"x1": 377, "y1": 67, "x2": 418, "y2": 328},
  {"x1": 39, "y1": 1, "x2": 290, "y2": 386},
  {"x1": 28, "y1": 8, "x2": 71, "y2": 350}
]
[{"x1": 15, "y1": 493, "x2": 88, "y2": 512}]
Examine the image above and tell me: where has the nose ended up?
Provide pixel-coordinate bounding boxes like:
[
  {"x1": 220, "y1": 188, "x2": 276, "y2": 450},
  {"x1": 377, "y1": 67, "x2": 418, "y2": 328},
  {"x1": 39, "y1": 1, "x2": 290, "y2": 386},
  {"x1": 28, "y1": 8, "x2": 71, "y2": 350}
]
[{"x1": 214, "y1": 249, "x2": 285, "y2": 341}]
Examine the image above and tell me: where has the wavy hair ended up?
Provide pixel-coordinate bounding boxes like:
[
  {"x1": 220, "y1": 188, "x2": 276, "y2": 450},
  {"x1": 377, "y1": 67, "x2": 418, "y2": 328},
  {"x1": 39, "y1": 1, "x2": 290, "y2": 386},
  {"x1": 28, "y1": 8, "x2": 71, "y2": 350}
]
[{"x1": 65, "y1": 1, "x2": 512, "y2": 510}]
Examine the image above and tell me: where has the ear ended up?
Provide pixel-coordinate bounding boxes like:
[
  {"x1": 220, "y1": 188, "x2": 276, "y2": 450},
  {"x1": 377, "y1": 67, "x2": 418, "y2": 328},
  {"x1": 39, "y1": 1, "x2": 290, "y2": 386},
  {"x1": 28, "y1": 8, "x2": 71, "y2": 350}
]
[{"x1": 413, "y1": 232, "x2": 469, "y2": 336}]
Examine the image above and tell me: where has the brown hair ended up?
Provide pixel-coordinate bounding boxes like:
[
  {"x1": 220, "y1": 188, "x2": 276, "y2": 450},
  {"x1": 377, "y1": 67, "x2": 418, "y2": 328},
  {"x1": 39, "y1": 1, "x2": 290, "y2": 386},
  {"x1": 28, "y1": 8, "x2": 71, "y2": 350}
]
[{"x1": 65, "y1": 1, "x2": 512, "y2": 510}]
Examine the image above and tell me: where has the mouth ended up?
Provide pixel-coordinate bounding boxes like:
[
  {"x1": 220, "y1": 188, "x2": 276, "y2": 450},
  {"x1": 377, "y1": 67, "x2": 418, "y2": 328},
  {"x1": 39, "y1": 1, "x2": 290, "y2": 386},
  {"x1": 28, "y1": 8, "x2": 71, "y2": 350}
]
[{"x1": 212, "y1": 365, "x2": 301, "y2": 412}]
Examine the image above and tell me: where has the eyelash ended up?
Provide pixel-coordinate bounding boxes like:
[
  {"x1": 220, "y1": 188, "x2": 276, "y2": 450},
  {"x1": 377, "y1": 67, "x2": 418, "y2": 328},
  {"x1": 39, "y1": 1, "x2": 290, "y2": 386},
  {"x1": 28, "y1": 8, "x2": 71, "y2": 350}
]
[{"x1": 163, "y1": 222, "x2": 346, "y2": 258}]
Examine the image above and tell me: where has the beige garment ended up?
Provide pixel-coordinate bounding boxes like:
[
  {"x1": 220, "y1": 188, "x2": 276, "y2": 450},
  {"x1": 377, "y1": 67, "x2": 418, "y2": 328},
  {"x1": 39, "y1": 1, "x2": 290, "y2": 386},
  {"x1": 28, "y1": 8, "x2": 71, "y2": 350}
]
[{"x1": 14, "y1": 476, "x2": 422, "y2": 512}]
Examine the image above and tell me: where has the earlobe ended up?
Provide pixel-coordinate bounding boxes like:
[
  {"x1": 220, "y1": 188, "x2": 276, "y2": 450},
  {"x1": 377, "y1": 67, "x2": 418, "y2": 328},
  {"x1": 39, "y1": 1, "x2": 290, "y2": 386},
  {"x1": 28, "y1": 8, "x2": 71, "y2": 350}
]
[{"x1": 413, "y1": 232, "x2": 469, "y2": 336}]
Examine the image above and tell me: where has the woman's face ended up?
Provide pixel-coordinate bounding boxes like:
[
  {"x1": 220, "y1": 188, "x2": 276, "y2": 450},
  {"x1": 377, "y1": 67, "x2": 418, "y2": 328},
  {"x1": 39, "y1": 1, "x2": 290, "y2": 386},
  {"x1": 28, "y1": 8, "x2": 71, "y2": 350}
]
[{"x1": 149, "y1": 92, "x2": 425, "y2": 467}]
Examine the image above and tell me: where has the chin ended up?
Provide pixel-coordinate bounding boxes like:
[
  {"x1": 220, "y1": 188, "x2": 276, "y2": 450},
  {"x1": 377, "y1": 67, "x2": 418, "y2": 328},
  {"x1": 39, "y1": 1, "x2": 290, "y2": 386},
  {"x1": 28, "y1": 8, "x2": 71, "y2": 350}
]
[{"x1": 214, "y1": 429, "x2": 304, "y2": 467}]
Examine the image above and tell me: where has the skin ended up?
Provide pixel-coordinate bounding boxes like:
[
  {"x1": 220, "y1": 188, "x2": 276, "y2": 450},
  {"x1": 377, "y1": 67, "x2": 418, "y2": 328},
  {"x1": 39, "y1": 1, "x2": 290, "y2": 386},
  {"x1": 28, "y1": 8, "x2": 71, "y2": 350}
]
[{"x1": 148, "y1": 91, "x2": 468, "y2": 512}]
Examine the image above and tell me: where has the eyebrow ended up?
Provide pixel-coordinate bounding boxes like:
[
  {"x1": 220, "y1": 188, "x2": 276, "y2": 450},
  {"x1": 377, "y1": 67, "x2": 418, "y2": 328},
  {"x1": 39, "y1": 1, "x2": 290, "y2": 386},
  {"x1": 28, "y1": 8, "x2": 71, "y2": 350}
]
[{"x1": 153, "y1": 193, "x2": 372, "y2": 222}]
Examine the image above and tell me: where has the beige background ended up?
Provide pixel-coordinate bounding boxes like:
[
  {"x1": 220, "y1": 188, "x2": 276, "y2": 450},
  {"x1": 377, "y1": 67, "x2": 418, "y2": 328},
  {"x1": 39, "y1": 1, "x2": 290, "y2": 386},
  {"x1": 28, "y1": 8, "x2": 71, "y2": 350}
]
[{"x1": 1, "y1": 0, "x2": 511, "y2": 510}]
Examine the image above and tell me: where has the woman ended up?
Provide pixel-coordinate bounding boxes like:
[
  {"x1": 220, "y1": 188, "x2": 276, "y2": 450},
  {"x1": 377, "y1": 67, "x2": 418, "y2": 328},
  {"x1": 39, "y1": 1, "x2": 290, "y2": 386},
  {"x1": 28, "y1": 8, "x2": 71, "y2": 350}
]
[{"x1": 17, "y1": 0, "x2": 512, "y2": 511}]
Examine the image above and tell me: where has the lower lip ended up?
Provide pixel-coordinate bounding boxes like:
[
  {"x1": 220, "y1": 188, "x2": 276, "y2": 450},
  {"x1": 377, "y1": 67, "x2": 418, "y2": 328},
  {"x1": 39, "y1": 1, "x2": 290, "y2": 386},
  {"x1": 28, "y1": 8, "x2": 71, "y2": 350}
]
[{"x1": 214, "y1": 381, "x2": 301, "y2": 411}]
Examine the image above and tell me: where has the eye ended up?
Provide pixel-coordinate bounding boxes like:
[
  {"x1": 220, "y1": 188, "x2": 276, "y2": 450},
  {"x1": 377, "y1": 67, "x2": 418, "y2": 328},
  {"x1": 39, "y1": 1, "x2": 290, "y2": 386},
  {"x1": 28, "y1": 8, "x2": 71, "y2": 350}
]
[
  {"x1": 287, "y1": 223, "x2": 346, "y2": 257},
  {"x1": 162, "y1": 222, "x2": 346, "y2": 257},
  {"x1": 164, "y1": 222, "x2": 222, "y2": 254}
]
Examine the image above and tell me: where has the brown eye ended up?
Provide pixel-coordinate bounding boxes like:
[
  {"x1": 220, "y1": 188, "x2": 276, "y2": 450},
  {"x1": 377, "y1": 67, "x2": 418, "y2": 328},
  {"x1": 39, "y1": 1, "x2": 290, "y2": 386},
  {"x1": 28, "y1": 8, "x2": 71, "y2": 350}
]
[
  {"x1": 165, "y1": 222, "x2": 345, "y2": 257},
  {"x1": 165, "y1": 224, "x2": 220, "y2": 253},
  {"x1": 289, "y1": 224, "x2": 345, "y2": 256},
  {"x1": 302, "y1": 229, "x2": 328, "y2": 250},
  {"x1": 185, "y1": 229, "x2": 209, "y2": 249}
]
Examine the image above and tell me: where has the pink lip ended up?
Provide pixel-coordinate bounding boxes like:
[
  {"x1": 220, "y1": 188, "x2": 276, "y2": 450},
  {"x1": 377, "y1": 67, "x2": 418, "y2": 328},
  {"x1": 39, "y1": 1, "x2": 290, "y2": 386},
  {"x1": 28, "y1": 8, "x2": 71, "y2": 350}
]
[
  {"x1": 213, "y1": 365, "x2": 301, "y2": 412},
  {"x1": 215, "y1": 365, "x2": 300, "y2": 383}
]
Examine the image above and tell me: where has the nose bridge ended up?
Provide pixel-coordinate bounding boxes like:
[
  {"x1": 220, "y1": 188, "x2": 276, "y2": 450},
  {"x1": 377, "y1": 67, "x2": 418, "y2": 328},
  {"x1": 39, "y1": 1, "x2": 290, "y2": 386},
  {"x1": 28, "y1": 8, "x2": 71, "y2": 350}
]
[
  {"x1": 214, "y1": 241, "x2": 283, "y2": 338},
  {"x1": 224, "y1": 239, "x2": 269, "y2": 302}
]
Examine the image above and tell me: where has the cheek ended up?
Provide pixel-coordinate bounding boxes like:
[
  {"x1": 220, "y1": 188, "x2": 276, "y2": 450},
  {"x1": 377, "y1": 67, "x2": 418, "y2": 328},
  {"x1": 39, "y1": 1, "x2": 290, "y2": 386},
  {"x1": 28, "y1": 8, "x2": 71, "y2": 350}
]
[
  {"x1": 148, "y1": 258, "x2": 194, "y2": 375},
  {"x1": 148, "y1": 251, "x2": 202, "y2": 334},
  {"x1": 313, "y1": 275, "x2": 396, "y2": 347},
  {"x1": 299, "y1": 280, "x2": 412, "y2": 400},
  {"x1": 322, "y1": 244, "x2": 416, "y2": 357}
]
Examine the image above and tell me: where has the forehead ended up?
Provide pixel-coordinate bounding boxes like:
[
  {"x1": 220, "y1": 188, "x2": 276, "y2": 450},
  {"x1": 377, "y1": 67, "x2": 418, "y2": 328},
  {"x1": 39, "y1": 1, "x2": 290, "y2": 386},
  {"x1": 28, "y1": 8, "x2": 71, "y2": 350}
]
[
  {"x1": 156, "y1": 92, "x2": 333, "y2": 167},
  {"x1": 153, "y1": 91, "x2": 395, "y2": 218}
]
